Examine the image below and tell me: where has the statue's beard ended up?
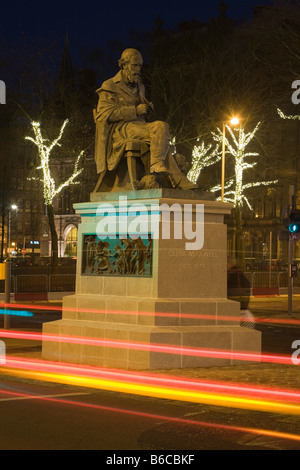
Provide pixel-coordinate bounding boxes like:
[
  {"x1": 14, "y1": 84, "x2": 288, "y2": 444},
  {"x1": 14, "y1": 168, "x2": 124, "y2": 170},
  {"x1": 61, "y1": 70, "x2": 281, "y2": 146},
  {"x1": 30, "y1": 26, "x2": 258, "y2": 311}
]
[{"x1": 125, "y1": 71, "x2": 141, "y2": 87}]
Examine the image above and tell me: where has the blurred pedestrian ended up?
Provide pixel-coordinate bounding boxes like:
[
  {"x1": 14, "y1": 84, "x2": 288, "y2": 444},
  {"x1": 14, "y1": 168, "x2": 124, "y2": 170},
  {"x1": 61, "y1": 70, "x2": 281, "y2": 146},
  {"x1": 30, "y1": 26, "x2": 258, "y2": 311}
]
[{"x1": 227, "y1": 258, "x2": 255, "y2": 329}]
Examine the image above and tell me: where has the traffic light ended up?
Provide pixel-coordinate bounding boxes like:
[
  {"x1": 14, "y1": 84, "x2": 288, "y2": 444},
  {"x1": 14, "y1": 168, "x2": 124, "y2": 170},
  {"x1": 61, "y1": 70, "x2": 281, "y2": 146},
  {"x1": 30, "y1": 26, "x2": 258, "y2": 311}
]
[{"x1": 289, "y1": 210, "x2": 300, "y2": 233}]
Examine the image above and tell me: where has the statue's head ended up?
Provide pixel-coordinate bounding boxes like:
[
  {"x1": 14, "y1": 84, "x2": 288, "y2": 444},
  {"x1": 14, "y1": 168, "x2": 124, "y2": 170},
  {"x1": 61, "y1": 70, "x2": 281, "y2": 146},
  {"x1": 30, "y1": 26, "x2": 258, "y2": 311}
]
[{"x1": 118, "y1": 48, "x2": 143, "y2": 86}]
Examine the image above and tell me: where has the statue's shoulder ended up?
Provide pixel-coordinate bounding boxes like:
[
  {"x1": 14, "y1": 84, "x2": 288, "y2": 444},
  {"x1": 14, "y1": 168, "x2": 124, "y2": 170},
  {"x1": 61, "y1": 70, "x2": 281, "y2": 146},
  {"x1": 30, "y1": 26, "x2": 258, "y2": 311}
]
[{"x1": 96, "y1": 72, "x2": 121, "y2": 95}]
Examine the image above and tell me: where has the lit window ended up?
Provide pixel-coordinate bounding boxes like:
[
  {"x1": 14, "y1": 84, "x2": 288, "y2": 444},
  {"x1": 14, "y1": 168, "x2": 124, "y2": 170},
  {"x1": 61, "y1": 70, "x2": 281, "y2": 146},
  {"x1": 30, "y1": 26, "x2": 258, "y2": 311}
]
[{"x1": 64, "y1": 226, "x2": 77, "y2": 257}]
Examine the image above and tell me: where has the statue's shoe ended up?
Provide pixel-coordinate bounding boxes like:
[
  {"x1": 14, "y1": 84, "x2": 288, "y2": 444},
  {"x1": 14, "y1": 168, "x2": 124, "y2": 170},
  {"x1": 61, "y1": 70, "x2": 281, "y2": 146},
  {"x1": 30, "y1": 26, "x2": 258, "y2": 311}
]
[
  {"x1": 150, "y1": 162, "x2": 169, "y2": 174},
  {"x1": 176, "y1": 178, "x2": 199, "y2": 190}
]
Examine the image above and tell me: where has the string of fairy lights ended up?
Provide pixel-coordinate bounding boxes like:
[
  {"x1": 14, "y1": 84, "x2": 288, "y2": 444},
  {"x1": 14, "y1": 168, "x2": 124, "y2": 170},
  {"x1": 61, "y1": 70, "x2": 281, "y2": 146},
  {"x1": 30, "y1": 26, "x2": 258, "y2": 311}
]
[{"x1": 277, "y1": 108, "x2": 300, "y2": 120}]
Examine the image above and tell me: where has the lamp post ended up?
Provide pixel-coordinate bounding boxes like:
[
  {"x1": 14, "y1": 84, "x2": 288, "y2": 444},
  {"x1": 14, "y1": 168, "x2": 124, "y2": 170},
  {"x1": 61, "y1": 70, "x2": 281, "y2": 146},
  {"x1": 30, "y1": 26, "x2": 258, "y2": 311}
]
[
  {"x1": 7, "y1": 205, "x2": 18, "y2": 257},
  {"x1": 4, "y1": 204, "x2": 17, "y2": 329},
  {"x1": 221, "y1": 117, "x2": 240, "y2": 202}
]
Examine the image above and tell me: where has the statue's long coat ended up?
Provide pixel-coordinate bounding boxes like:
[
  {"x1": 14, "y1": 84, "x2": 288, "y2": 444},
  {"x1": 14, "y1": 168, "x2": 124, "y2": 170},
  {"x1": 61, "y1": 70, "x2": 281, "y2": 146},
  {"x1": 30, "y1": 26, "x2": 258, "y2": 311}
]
[{"x1": 93, "y1": 70, "x2": 148, "y2": 174}]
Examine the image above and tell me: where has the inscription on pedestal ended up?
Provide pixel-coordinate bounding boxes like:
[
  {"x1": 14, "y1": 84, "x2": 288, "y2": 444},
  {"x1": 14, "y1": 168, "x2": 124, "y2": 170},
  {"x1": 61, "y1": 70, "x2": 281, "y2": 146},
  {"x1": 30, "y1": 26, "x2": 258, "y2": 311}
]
[{"x1": 82, "y1": 234, "x2": 153, "y2": 277}]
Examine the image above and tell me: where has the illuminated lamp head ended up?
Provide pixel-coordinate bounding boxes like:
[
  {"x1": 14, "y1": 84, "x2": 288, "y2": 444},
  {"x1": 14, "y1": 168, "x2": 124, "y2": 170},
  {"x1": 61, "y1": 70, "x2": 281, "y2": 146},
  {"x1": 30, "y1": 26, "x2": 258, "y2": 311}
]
[{"x1": 230, "y1": 117, "x2": 240, "y2": 126}]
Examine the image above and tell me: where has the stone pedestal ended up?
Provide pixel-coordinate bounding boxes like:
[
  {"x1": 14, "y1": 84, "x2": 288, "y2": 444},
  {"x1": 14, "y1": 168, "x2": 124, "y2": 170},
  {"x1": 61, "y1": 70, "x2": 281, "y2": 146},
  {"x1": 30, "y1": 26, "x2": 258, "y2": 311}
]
[{"x1": 42, "y1": 189, "x2": 261, "y2": 369}]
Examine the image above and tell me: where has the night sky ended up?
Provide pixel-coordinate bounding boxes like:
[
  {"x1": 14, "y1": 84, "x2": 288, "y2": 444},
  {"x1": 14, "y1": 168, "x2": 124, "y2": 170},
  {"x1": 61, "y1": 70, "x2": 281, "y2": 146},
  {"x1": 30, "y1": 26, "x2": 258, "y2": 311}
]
[
  {"x1": 1, "y1": 0, "x2": 273, "y2": 50},
  {"x1": 0, "y1": 0, "x2": 274, "y2": 93}
]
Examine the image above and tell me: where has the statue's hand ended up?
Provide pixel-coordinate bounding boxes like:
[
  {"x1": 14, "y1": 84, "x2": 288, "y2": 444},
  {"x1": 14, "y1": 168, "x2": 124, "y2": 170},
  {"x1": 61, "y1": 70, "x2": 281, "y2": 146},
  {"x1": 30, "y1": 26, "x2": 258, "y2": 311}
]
[{"x1": 136, "y1": 104, "x2": 149, "y2": 115}]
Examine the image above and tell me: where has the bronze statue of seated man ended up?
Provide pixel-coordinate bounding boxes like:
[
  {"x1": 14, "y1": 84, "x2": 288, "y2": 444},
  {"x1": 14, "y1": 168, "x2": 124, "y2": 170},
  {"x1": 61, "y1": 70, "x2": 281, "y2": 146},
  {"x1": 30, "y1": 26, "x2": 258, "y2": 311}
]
[{"x1": 93, "y1": 48, "x2": 198, "y2": 192}]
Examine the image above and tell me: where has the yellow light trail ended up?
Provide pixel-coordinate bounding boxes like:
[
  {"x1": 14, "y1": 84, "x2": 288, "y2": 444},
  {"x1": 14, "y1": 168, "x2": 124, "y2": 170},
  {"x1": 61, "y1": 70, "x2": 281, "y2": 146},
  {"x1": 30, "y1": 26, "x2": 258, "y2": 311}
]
[{"x1": 2, "y1": 364, "x2": 300, "y2": 418}]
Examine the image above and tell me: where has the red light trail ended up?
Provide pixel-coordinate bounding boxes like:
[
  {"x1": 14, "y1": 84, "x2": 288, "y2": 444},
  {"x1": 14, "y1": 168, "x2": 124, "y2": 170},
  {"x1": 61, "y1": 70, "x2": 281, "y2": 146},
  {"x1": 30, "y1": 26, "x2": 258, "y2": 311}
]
[
  {"x1": 0, "y1": 318, "x2": 298, "y2": 417},
  {"x1": 2, "y1": 355, "x2": 300, "y2": 403},
  {"x1": 1, "y1": 302, "x2": 300, "y2": 326},
  {"x1": 0, "y1": 328, "x2": 296, "y2": 365},
  {"x1": 0, "y1": 354, "x2": 300, "y2": 417},
  {"x1": 0, "y1": 302, "x2": 299, "y2": 446},
  {"x1": 0, "y1": 385, "x2": 300, "y2": 445}
]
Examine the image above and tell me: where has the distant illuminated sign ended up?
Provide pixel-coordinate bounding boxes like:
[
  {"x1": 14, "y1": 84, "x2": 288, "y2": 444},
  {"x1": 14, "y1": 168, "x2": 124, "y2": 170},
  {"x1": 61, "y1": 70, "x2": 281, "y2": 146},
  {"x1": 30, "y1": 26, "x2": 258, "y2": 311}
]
[{"x1": 29, "y1": 240, "x2": 40, "y2": 245}]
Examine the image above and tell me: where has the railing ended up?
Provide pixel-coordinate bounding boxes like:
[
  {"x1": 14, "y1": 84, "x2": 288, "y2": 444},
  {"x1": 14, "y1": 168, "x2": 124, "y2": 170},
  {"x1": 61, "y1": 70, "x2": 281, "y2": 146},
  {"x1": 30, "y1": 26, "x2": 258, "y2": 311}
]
[
  {"x1": 0, "y1": 272, "x2": 298, "y2": 296},
  {"x1": 230, "y1": 271, "x2": 300, "y2": 294},
  {"x1": 0, "y1": 274, "x2": 76, "y2": 294}
]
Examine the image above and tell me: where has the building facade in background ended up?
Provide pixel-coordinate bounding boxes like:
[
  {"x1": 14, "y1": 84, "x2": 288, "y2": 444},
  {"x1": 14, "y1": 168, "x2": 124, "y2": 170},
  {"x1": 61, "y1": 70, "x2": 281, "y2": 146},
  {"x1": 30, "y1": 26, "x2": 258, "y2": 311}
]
[{"x1": 2, "y1": 2, "x2": 300, "y2": 268}]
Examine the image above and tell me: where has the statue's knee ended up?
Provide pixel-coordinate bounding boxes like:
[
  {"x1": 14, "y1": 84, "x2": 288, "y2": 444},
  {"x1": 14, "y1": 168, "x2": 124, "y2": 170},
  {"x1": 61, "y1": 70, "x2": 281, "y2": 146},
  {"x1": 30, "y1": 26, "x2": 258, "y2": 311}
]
[
  {"x1": 159, "y1": 121, "x2": 169, "y2": 131},
  {"x1": 154, "y1": 120, "x2": 169, "y2": 135}
]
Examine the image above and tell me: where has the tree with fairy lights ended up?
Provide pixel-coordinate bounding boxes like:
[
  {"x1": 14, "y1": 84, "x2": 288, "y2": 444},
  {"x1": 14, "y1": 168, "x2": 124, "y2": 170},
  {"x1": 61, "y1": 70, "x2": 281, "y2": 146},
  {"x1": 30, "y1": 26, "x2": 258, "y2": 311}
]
[
  {"x1": 277, "y1": 108, "x2": 300, "y2": 121},
  {"x1": 25, "y1": 119, "x2": 84, "y2": 266},
  {"x1": 208, "y1": 122, "x2": 277, "y2": 265},
  {"x1": 187, "y1": 141, "x2": 221, "y2": 184}
]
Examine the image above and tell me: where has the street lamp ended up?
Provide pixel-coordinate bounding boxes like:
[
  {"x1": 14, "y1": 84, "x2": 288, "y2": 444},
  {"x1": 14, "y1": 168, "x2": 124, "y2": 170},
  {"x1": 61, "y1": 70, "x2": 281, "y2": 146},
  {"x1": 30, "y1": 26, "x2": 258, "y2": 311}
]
[
  {"x1": 221, "y1": 117, "x2": 240, "y2": 202},
  {"x1": 8, "y1": 205, "x2": 18, "y2": 257}
]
